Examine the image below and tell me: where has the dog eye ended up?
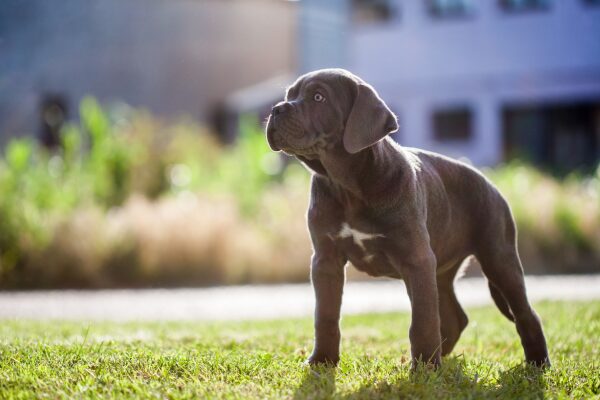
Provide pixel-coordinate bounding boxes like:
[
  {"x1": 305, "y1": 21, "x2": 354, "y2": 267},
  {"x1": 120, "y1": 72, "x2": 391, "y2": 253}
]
[{"x1": 313, "y1": 93, "x2": 325, "y2": 103}]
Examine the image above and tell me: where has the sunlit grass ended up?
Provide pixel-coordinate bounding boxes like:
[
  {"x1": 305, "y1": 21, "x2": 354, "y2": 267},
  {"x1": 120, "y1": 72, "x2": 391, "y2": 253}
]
[{"x1": 0, "y1": 301, "x2": 598, "y2": 399}]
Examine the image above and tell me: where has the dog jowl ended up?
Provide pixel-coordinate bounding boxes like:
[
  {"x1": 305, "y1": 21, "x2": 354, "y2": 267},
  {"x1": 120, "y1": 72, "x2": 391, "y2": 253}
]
[{"x1": 265, "y1": 68, "x2": 550, "y2": 369}]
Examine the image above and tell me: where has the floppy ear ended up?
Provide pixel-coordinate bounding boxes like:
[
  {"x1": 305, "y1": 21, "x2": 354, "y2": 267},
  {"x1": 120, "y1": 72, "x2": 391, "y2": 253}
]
[{"x1": 343, "y1": 83, "x2": 398, "y2": 154}]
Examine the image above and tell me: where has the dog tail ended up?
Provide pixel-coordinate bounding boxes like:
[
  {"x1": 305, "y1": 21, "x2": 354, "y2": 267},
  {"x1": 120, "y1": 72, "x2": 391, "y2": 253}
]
[{"x1": 488, "y1": 282, "x2": 515, "y2": 322}]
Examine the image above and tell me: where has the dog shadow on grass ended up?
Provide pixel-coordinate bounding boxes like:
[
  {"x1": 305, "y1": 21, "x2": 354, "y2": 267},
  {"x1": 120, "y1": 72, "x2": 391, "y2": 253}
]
[
  {"x1": 293, "y1": 365, "x2": 337, "y2": 400},
  {"x1": 293, "y1": 358, "x2": 546, "y2": 399}
]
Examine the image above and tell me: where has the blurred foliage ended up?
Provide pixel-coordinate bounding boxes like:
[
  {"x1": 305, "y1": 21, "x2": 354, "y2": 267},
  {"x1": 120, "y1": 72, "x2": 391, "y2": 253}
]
[
  {"x1": 485, "y1": 162, "x2": 600, "y2": 273},
  {"x1": 0, "y1": 98, "x2": 598, "y2": 288},
  {"x1": 0, "y1": 98, "x2": 143, "y2": 277},
  {"x1": 165, "y1": 114, "x2": 293, "y2": 215},
  {"x1": 0, "y1": 98, "x2": 309, "y2": 287}
]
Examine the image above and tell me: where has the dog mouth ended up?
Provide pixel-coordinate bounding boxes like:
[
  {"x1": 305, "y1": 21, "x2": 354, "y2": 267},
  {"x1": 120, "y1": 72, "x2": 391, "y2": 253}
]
[
  {"x1": 266, "y1": 121, "x2": 281, "y2": 151},
  {"x1": 266, "y1": 115, "x2": 324, "y2": 158},
  {"x1": 269, "y1": 131, "x2": 298, "y2": 155},
  {"x1": 266, "y1": 118, "x2": 296, "y2": 153},
  {"x1": 266, "y1": 117, "x2": 303, "y2": 154}
]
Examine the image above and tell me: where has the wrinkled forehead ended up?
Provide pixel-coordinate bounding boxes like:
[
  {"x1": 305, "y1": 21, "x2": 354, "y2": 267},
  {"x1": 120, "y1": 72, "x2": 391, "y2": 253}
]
[{"x1": 285, "y1": 70, "x2": 357, "y2": 101}]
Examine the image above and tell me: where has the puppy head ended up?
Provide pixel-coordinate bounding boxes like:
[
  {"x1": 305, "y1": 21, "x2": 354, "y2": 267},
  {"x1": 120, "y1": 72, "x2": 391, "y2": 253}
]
[{"x1": 265, "y1": 68, "x2": 398, "y2": 157}]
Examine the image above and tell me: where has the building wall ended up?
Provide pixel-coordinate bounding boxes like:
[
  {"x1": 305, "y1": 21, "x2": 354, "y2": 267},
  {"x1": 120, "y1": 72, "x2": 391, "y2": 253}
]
[
  {"x1": 350, "y1": 0, "x2": 600, "y2": 165},
  {"x1": 0, "y1": 0, "x2": 297, "y2": 143},
  {"x1": 300, "y1": 0, "x2": 350, "y2": 73}
]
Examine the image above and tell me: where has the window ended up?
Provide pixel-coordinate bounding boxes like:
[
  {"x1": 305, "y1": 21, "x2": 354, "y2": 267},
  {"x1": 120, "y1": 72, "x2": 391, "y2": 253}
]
[
  {"x1": 427, "y1": 0, "x2": 474, "y2": 18},
  {"x1": 432, "y1": 107, "x2": 473, "y2": 141},
  {"x1": 503, "y1": 102, "x2": 600, "y2": 173},
  {"x1": 499, "y1": 0, "x2": 551, "y2": 13},
  {"x1": 353, "y1": 0, "x2": 396, "y2": 24},
  {"x1": 39, "y1": 93, "x2": 68, "y2": 150}
]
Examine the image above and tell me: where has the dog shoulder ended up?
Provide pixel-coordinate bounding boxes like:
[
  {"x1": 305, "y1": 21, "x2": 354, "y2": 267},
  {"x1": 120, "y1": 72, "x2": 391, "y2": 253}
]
[
  {"x1": 307, "y1": 176, "x2": 345, "y2": 239},
  {"x1": 308, "y1": 175, "x2": 336, "y2": 214}
]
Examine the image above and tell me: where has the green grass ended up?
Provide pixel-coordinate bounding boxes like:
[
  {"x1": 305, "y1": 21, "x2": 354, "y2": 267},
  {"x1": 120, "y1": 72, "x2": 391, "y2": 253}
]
[{"x1": 1, "y1": 301, "x2": 598, "y2": 399}]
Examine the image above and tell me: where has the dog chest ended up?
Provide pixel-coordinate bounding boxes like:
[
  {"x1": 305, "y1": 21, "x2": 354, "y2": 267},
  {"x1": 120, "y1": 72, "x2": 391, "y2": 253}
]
[
  {"x1": 330, "y1": 222, "x2": 398, "y2": 278},
  {"x1": 336, "y1": 223, "x2": 383, "y2": 250}
]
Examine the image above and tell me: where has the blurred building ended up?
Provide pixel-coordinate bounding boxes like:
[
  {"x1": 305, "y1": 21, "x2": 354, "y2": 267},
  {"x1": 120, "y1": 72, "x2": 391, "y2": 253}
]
[
  {"x1": 0, "y1": 0, "x2": 297, "y2": 145},
  {"x1": 2, "y1": 0, "x2": 600, "y2": 171},
  {"x1": 302, "y1": 0, "x2": 600, "y2": 170}
]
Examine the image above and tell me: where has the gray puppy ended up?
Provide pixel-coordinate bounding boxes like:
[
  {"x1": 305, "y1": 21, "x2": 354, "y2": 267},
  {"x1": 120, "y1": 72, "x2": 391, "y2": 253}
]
[{"x1": 265, "y1": 68, "x2": 550, "y2": 369}]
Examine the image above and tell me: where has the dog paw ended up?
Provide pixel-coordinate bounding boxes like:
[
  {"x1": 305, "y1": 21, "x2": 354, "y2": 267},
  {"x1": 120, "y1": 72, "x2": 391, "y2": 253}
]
[
  {"x1": 306, "y1": 353, "x2": 339, "y2": 367},
  {"x1": 528, "y1": 357, "x2": 551, "y2": 369},
  {"x1": 410, "y1": 357, "x2": 441, "y2": 372}
]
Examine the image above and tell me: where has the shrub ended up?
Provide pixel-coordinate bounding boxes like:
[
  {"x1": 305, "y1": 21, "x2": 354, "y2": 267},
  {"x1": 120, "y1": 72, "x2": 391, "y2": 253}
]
[
  {"x1": 0, "y1": 98, "x2": 597, "y2": 288},
  {"x1": 486, "y1": 162, "x2": 600, "y2": 274}
]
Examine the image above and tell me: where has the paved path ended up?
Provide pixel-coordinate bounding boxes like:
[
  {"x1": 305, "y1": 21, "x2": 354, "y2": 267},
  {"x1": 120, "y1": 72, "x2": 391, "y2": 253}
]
[{"x1": 0, "y1": 275, "x2": 598, "y2": 321}]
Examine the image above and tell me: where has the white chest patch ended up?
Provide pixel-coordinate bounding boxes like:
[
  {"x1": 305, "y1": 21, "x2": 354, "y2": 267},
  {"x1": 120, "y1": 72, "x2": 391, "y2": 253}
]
[{"x1": 336, "y1": 222, "x2": 384, "y2": 251}]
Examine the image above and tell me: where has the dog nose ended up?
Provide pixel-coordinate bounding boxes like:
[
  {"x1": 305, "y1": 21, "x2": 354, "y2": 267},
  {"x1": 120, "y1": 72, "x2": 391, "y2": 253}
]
[{"x1": 272, "y1": 102, "x2": 292, "y2": 116}]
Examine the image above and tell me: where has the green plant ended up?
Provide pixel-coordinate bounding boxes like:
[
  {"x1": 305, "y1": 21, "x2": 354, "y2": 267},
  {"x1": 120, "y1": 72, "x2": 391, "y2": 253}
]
[
  {"x1": 485, "y1": 161, "x2": 600, "y2": 273},
  {"x1": 1, "y1": 98, "x2": 598, "y2": 288},
  {"x1": 0, "y1": 97, "x2": 146, "y2": 277},
  {"x1": 164, "y1": 114, "x2": 288, "y2": 215}
]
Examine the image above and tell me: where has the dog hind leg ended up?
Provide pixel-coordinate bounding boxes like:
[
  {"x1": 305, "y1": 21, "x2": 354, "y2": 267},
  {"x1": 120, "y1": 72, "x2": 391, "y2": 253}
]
[
  {"x1": 437, "y1": 261, "x2": 469, "y2": 356},
  {"x1": 477, "y1": 244, "x2": 550, "y2": 367},
  {"x1": 488, "y1": 280, "x2": 515, "y2": 322}
]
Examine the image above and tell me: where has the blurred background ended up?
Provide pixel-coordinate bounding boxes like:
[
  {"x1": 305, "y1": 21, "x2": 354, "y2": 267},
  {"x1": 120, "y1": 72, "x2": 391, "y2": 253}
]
[{"x1": 0, "y1": 0, "x2": 599, "y2": 289}]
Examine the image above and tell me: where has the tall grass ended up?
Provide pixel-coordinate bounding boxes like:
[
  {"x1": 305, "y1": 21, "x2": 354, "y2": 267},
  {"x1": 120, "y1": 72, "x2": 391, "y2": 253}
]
[{"x1": 0, "y1": 98, "x2": 597, "y2": 288}]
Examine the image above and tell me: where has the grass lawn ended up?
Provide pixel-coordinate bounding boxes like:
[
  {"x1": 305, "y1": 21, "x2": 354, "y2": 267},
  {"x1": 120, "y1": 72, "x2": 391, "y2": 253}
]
[{"x1": 0, "y1": 301, "x2": 598, "y2": 399}]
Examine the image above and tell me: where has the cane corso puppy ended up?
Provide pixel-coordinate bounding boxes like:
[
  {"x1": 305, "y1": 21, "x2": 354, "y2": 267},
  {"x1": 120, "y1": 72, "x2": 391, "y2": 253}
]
[{"x1": 265, "y1": 68, "x2": 550, "y2": 369}]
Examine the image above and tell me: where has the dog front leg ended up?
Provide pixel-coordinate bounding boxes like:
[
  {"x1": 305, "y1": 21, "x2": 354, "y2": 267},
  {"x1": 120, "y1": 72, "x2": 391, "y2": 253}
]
[
  {"x1": 395, "y1": 248, "x2": 442, "y2": 369},
  {"x1": 308, "y1": 252, "x2": 346, "y2": 366}
]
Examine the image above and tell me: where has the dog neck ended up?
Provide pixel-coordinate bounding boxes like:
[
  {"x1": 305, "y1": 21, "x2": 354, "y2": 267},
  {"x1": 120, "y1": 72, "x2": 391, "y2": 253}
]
[
  {"x1": 306, "y1": 137, "x2": 414, "y2": 204},
  {"x1": 295, "y1": 155, "x2": 328, "y2": 176}
]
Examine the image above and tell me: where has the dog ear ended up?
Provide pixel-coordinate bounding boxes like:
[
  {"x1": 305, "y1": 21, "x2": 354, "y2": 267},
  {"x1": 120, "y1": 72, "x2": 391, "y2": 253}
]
[{"x1": 343, "y1": 82, "x2": 398, "y2": 154}]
